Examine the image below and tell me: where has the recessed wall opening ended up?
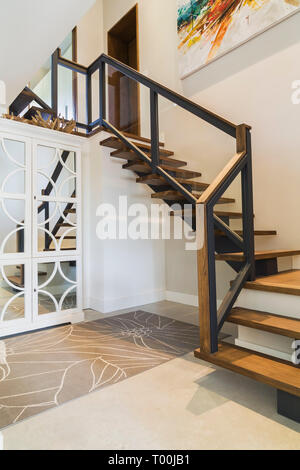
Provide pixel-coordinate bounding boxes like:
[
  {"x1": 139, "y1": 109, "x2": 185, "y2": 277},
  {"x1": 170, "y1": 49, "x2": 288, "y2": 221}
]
[{"x1": 107, "y1": 4, "x2": 140, "y2": 135}]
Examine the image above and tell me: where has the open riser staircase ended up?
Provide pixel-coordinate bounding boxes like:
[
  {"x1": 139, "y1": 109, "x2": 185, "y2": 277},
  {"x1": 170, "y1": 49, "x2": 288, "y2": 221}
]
[{"x1": 9, "y1": 49, "x2": 300, "y2": 423}]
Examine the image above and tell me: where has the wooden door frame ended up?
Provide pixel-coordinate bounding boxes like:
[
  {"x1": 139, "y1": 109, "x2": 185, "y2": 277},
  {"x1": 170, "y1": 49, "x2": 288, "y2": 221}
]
[
  {"x1": 136, "y1": 4, "x2": 140, "y2": 136},
  {"x1": 107, "y1": 4, "x2": 140, "y2": 135}
]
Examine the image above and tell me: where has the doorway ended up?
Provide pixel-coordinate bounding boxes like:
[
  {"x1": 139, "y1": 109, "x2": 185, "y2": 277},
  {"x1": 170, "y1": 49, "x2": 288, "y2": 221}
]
[{"x1": 107, "y1": 5, "x2": 140, "y2": 135}]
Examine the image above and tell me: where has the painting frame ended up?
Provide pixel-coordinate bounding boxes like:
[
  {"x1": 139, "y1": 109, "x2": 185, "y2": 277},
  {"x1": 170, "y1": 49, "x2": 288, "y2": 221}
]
[{"x1": 178, "y1": 0, "x2": 300, "y2": 80}]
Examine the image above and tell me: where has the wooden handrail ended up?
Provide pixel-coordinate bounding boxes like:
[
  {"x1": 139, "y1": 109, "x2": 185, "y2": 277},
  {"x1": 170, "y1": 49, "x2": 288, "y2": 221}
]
[
  {"x1": 99, "y1": 54, "x2": 238, "y2": 137},
  {"x1": 55, "y1": 48, "x2": 247, "y2": 138},
  {"x1": 197, "y1": 151, "x2": 246, "y2": 204},
  {"x1": 57, "y1": 49, "x2": 88, "y2": 75}
]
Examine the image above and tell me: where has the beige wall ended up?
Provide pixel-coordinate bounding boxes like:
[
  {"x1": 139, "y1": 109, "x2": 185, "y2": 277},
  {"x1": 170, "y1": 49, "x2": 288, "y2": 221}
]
[{"x1": 80, "y1": 0, "x2": 300, "y2": 304}]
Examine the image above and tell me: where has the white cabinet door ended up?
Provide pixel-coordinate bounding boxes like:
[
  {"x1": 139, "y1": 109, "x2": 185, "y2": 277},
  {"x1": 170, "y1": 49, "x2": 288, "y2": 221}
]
[
  {"x1": 0, "y1": 133, "x2": 82, "y2": 338},
  {"x1": 33, "y1": 141, "x2": 81, "y2": 257},
  {"x1": 0, "y1": 133, "x2": 32, "y2": 334}
]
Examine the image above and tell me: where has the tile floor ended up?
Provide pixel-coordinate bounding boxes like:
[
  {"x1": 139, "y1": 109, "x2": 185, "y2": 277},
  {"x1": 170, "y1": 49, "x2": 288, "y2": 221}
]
[{"x1": 1, "y1": 301, "x2": 300, "y2": 450}]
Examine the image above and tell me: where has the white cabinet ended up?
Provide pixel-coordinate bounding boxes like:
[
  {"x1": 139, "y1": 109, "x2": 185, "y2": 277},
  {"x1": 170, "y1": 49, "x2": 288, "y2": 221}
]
[{"x1": 0, "y1": 120, "x2": 83, "y2": 337}]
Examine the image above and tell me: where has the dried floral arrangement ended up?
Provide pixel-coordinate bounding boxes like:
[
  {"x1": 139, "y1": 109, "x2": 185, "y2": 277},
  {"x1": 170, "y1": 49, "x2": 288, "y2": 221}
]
[{"x1": 2, "y1": 110, "x2": 76, "y2": 134}]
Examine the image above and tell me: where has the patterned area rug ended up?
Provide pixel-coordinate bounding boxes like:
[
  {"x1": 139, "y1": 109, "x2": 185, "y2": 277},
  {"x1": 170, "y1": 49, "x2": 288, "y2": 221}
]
[{"x1": 0, "y1": 311, "x2": 199, "y2": 429}]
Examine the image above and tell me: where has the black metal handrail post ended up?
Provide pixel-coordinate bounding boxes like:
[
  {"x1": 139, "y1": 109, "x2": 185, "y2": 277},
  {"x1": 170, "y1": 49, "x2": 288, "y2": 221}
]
[
  {"x1": 150, "y1": 90, "x2": 159, "y2": 170},
  {"x1": 51, "y1": 49, "x2": 59, "y2": 116},
  {"x1": 87, "y1": 71, "x2": 92, "y2": 132},
  {"x1": 242, "y1": 129, "x2": 255, "y2": 281},
  {"x1": 99, "y1": 60, "x2": 106, "y2": 126},
  {"x1": 206, "y1": 204, "x2": 218, "y2": 353}
]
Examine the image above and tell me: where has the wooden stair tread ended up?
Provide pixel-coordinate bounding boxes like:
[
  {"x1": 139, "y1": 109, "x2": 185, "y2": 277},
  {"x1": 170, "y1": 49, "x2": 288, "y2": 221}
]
[
  {"x1": 136, "y1": 175, "x2": 166, "y2": 186},
  {"x1": 55, "y1": 236, "x2": 76, "y2": 240},
  {"x1": 160, "y1": 165, "x2": 202, "y2": 179},
  {"x1": 151, "y1": 191, "x2": 235, "y2": 204},
  {"x1": 216, "y1": 230, "x2": 277, "y2": 237},
  {"x1": 176, "y1": 178, "x2": 209, "y2": 191},
  {"x1": 111, "y1": 150, "x2": 184, "y2": 167},
  {"x1": 8, "y1": 271, "x2": 47, "y2": 288},
  {"x1": 228, "y1": 307, "x2": 300, "y2": 339},
  {"x1": 236, "y1": 230, "x2": 276, "y2": 236},
  {"x1": 101, "y1": 137, "x2": 172, "y2": 155},
  {"x1": 170, "y1": 209, "x2": 244, "y2": 219},
  {"x1": 136, "y1": 174, "x2": 209, "y2": 191},
  {"x1": 16, "y1": 266, "x2": 47, "y2": 276},
  {"x1": 216, "y1": 250, "x2": 300, "y2": 262},
  {"x1": 193, "y1": 193, "x2": 235, "y2": 204},
  {"x1": 116, "y1": 154, "x2": 187, "y2": 168},
  {"x1": 57, "y1": 223, "x2": 73, "y2": 228},
  {"x1": 194, "y1": 342, "x2": 300, "y2": 397},
  {"x1": 99, "y1": 128, "x2": 165, "y2": 147},
  {"x1": 7, "y1": 276, "x2": 24, "y2": 288},
  {"x1": 123, "y1": 161, "x2": 202, "y2": 179},
  {"x1": 44, "y1": 248, "x2": 75, "y2": 252},
  {"x1": 215, "y1": 211, "x2": 244, "y2": 219},
  {"x1": 244, "y1": 269, "x2": 300, "y2": 296}
]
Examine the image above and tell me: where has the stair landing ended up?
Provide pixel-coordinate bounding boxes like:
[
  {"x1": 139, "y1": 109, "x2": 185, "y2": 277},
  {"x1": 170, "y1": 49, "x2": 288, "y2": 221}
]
[{"x1": 244, "y1": 269, "x2": 300, "y2": 296}]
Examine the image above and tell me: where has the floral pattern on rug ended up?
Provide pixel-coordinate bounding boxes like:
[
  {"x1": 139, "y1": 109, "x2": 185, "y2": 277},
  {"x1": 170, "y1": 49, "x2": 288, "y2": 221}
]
[{"x1": 0, "y1": 311, "x2": 199, "y2": 428}]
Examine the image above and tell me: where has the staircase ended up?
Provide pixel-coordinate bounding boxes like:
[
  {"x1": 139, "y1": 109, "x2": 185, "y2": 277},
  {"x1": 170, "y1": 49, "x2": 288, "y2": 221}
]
[
  {"x1": 101, "y1": 128, "x2": 300, "y2": 424},
  {"x1": 9, "y1": 49, "x2": 300, "y2": 423}
]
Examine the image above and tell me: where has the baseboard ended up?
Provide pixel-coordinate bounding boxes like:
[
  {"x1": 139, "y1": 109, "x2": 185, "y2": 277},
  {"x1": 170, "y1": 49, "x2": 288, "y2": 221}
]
[
  {"x1": 0, "y1": 311, "x2": 84, "y2": 339},
  {"x1": 88, "y1": 289, "x2": 166, "y2": 314},
  {"x1": 165, "y1": 290, "x2": 198, "y2": 307}
]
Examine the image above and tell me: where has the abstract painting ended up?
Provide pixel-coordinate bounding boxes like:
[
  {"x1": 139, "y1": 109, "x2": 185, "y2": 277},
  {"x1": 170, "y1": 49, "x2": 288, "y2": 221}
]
[{"x1": 178, "y1": 0, "x2": 300, "y2": 78}]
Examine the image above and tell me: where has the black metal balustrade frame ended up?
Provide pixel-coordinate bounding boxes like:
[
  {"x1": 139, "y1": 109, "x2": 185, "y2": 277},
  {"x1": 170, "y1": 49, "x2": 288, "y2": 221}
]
[
  {"x1": 51, "y1": 48, "x2": 255, "y2": 354},
  {"x1": 198, "y1": 126, "x2": 255, "y2": 353}
]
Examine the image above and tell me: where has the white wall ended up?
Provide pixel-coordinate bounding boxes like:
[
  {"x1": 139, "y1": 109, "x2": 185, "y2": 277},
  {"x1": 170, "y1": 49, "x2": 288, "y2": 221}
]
[
  {"x1": 0, "y1": 0, "x2": 96, "y2": 105},
  {"x1": 77, "y1": 0, "x2": 104, "y2": 124},
  {"x1": 75, "y1": 1, "x2": 165, "y2": 313},
  {"x1": 82, "y1": 133, "x2": 166, "y2": 313}
]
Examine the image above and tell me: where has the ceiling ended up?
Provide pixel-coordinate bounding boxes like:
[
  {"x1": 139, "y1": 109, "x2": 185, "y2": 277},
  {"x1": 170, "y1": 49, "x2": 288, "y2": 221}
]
[{"x1": 0, "y1": 0, "x2": 95, "y2": 105}]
